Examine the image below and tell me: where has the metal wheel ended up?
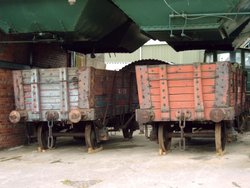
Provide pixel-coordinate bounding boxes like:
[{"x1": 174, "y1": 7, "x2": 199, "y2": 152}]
[
  {"x1": 122, "y1": 128, "x2": 133, "y2": 139},
  {"x1": 237, "y1": 115, "x2": 246, "y2": 133},
  {"x1": 158, "y1": 124, "x2": 172, "y2": 154},
  {"x1": 85, "y1": 124, "x2": 98, "y2": 150},
  {"x1": 215, "y1": 122, "x2": 226, "y2": 155},
  {"x1": 37, "y1": 125, "x2": 56, "y2": 149}
]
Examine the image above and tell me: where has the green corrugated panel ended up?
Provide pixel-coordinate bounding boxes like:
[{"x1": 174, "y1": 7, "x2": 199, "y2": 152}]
[
  {"x1": 111, "y1": 0, "x2": 250, "y2": 51},
  {"x1": 112, "y1": 0, "x2": 240, "y2": 31},
  {"x1": 0, "y1": 0, "x2": 87, "y2": 33},
  {"x1": 0, "y1": 0, "x2": 126, "y2": 40}
]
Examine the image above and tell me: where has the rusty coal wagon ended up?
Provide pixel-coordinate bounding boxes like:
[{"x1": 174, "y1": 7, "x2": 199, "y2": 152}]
[
  {"x1": 9, "y1": 65, "x2": 140, "y2": 152},
  {"x1": 8, "y1": 59, "x2": 168, "y2": 152},
  {"x1": 135, "y1": 62, "x2": 246, "y2": 155}
]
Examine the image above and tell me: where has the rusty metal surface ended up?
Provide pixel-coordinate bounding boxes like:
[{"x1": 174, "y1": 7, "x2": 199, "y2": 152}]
[
  {"x1": 159, "y1": 64, "x2": 170, "y2": 121},
  {"x1": 12, "y1": 71, "x2": 25, "y2": 110},
  {"x1": 59, "y1": 68, "x2": 69, "y2": 120},
  {"x1": 193, "y1": 63, "x2": 204, "y2": 120},
  {"x1": 135, "y1": 109, "x2": 154, "y2": 124},
  {"x1": 31, "y1": 69, "x2": 41, "y2": 120},
  {"x1": 78, "y1": 67, "x2": 90, "y2": 109},
  {"x1": 215, "y1": 62, "x2": 230, "y2": 107},
  {"x1": 135, "y1": 66, "x2": 151, "y2": 109}
]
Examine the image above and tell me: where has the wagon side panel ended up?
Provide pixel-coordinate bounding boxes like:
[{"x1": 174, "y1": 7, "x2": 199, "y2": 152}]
[{"x1": 136, "y1": 62, "x2": 234, "y2": 123}]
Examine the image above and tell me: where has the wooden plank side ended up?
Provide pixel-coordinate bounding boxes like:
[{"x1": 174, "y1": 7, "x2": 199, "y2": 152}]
[
  {"x1": 201, "y1": 64, "x2": 216, "y2": 71},
  {"x1": 151, "y1": 95, "x2": 160, "y2": 102},
  {"x1": 203, "y1": 93, "x2": 215, "y2": 101},
  {"x1": 94, "y1": 75, "x2": 106, "y2": 95},
  {"x1": 150, "y1": 88, "x2": 160, "y2": 95},
  {"x1": 168, "y1": 80, "x2": 193, "y2": 87},
  {"x1": 170, "y1": 101, "x2": 195, "y2": 109},
  {"x1": 167, "y1": 65, "x2": 193, "y2": 73},
  {"x1": 39, "y1": 69, "x2": 60, "y2": 77},
  {"x1": 167, "y1": 72, "x2": 193, "y2": 80},
  {"x1": 169, "y1": 94, "x2": 194, "y2": 102},
  {"x1": 40, "y1": 90, "x2": 60, "y2": 97},
  {"x1": 151, "y1": 101, "x2": 161, "y2": 109},
  {"x1": 204, "y1": 101, "x2": 215, "y2": 108},
  {"x1": 41, "y1": 104, "x2": 60, "y2": 110},
  {"x1": 40, "y1": 97, "x2": 61, "y2": 103},
  {"x1": 169, "y1": 87, "x2": 194, "y2": 94},
  {"x1": 201, "y1": 71, "x2": 216, "y2": 78},
  {"x1": 202, "y1": 79, "x2": 215, "y2": 86},
  {"x1": 149, "y1": 80, "x2": 160, "y2": 88},
  {"x1": 40, "y1": 84, "x2": 60, "y2": 90},
  {"x1": 202, "y1": 86, "x2": 215, "y2": 94}
]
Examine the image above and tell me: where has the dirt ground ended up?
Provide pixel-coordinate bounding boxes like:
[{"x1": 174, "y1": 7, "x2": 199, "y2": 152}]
[{"x1": 0, "y1": 131, "x2": 249, "y2": 188}]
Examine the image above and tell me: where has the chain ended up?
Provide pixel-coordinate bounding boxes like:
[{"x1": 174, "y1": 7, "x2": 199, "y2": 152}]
[
  {"x1": 47, "y1": 120, "x2": 54, "y2": 149},
  {"x1": 179, "y1": 116, "x2": 186, "y2": 150}
]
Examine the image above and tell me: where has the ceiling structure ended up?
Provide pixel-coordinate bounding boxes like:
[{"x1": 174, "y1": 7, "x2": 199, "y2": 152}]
[{"x1": 0, "y1": 0, "x2": 250, "y2": 53}]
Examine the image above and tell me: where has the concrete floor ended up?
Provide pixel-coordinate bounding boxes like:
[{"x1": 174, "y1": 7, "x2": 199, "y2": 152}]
[{"x1": 0, "y1": 131, "x2": 249, "y2": 188}]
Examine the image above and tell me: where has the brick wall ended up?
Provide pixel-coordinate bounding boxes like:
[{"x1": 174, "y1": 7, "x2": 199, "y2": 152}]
[
  {"x1": 0, "y1": 70, "x2": 25, "y2": 149},
  {"x1": 0, "y1": 44, "x2": 30, "y2": 65},
  {"x1": 0, "y1": 43, "x2": 69, "y2": 68},
  {"x1": 0, "y1": 43, "x2": 69, "y2": 149},
  {"x1": 32, "y1": 44, "x2": 69, "y2": 68}
]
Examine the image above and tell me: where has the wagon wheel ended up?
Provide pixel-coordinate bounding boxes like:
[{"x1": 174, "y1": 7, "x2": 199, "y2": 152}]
[
  {"x1": 158, "y1": 124, "x2": 172, "y2": 155},
  {"x1": 37, "y1": 124, "x2": 56, "y2": 150},
  {"x1": 85, "y1": 124, "x2": 102, "y2": 153},
  {"x1": 237, "y1": 115, "x2": 246, "y2": 133},
  {"x1": 122, "y1": 115, "x2": 138, "y2": 139},
  {"x1": 215, "y1": 122, "x2": 226, "y2": 155},
  {"x1": 122, "y1": 128, "x2": 133, "y2": 139}
]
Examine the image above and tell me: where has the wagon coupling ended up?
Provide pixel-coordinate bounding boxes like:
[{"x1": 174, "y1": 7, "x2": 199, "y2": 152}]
[
  {"x1": 175, "y1": 110, "x2": 191, "y2": 151},
  {"x1": 9, "y1": 110, "x2": 28, "y2": 123},
  {"x1": 47, "y1": 120, "x2": 54, "y2": 149},
  {"x1": 45, "y1": 111, "x2": 59, "y2": 121},
  {"x1": 69, "y1": 109, "x2": 84, "y2": 123}
]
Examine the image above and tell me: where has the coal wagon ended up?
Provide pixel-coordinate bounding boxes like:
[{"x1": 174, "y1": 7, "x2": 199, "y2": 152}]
[
  {"x1": 9, "y1": 66, "x2": 139, "y2": 152},
  {"x1": 135, "y1": 62, "x2": 246, "y2": 155},
  {"x1": 9, "y1": 59, "x2": 167, "y2": 152}
]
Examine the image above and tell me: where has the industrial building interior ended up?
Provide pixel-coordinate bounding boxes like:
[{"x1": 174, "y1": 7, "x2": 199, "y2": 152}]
[{"x1": 0, "y1": 1, "x2": 250, "y2": 188}]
